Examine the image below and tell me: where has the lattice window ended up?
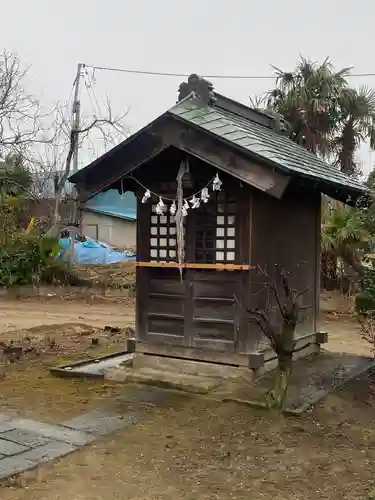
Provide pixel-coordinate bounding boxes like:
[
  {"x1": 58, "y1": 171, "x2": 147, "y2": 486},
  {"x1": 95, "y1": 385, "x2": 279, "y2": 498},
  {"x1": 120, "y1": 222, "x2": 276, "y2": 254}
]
[
  {"x1": 149, "y1": 203, "x2": 179, "y2": 262},
  {"x1": 195, "y1": 191, "x2": 237, "y2": 264},
  {"x1": 149, "y1": 192, "x2": 237, "y2": 264}
]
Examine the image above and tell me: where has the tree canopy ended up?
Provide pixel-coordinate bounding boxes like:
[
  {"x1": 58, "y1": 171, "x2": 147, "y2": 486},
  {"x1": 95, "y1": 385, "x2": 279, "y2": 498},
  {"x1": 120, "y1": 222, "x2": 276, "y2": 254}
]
[
  {"x1": 262, "y1": 57, "x2": 375, "y2": 177},
  {"x1": 0, "y1": 154, "x2": 32, "y2": 197}
]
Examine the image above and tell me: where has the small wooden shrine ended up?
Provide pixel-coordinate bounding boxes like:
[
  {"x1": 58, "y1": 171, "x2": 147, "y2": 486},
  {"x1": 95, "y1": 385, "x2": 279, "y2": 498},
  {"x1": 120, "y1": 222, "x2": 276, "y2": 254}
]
[{"x1": 71, "y1": 74, "x2": 366, "y2": 372}]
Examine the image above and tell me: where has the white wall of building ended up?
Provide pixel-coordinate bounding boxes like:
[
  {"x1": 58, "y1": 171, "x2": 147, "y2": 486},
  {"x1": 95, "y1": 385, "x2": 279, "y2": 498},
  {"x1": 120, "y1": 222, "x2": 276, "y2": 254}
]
[{"x1": 81, "y1": 210, "x2": 136, "y2": 250}]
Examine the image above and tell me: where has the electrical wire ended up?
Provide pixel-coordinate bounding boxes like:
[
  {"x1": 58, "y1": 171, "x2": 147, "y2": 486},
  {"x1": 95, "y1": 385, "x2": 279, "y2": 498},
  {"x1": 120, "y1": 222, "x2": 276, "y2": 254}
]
[
  {"x1": 83, "y1": 63, "x2": 375, "y2": 80},
  {"x1": 83, "y1": 68, "x2": 102, "y2": 116},
  {"x1": 83, "y1": 75, "x2": 101, "y2": 117}
]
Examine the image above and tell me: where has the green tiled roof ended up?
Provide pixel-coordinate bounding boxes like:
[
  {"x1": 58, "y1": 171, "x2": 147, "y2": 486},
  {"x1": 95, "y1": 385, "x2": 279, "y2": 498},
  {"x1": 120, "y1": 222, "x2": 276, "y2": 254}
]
[{"x1": 168, "y1": 97, "x2": 365, "y2": 194}]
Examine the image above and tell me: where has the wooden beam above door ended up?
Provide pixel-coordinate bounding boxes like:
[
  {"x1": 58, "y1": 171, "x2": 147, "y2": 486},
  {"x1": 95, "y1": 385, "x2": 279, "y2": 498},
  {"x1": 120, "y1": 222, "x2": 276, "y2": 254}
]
[{"x1": 136, "y1": 261, "x2": 251, "y2": 270}]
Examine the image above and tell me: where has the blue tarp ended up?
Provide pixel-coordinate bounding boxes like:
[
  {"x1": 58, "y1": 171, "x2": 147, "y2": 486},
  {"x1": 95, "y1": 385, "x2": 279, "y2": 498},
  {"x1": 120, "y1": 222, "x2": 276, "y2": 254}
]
[{"x1": 58, "y1": 238, "x2": 136, "y2": 265}]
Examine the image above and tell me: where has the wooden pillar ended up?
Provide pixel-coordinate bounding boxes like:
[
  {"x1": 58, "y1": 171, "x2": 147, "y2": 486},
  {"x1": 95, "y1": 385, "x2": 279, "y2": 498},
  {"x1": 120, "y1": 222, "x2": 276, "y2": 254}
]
[{"x1": 135, "y1": 193, "x2": 150, "y2": 342}]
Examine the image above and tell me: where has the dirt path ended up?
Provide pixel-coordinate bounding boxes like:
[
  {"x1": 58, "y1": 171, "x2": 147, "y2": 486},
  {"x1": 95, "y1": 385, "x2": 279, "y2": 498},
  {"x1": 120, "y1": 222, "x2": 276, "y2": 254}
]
[
  {"x1": 0, "y1": 298, "x2": 135, "y2": 334},
  {"x1": 321, "y1": 316, "x2": 369, "y2": 357},
  {"x1": 2, "y1": 390, "x2": 375, "y2": 500},
  {"x1": 0, "y1": 297, "x2": 136, "y2": 424},
  {"x1": 0, "y1": 296, "x2": 368, "y2": 357}
]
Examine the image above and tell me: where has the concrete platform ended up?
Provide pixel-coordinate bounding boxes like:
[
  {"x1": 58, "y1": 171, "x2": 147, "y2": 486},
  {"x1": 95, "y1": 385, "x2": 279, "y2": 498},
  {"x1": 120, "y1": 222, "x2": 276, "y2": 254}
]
[
  {"x1": 105, "y1": 366, "x2": 222, "y2": 394},
  {"x1": 132, "y1": 354, "x2": 254, "y2": 380},
  {"x1": 51, "y1": 351, "x2": 135, "y2": 379},
  {"x1": 104, "y1": 352, "x2": 256, "y2": 394}
]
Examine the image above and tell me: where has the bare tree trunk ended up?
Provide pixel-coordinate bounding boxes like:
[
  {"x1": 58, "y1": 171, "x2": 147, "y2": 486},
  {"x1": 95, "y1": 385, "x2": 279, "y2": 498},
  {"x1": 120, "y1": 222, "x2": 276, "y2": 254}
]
[
  {"x1": 54, "y1": 190, "x2": 62, "y2": 225},
  {"x1": 68, "y1": 192, "x2": 78, "y2": 265},
  {"x1": 266, "y1": 355, "x2": 293, "y2": 409},
  {"x1": 265, "y1": 322, "x2": 295, "y2": 410},
  {"x1": 241, "y1": 264, "x2": 310, "y2": 412}
]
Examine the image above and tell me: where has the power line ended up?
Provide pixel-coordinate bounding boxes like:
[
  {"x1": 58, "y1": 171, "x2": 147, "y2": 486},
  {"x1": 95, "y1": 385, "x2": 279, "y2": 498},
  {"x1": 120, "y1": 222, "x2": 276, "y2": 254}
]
[
  {"x1": 85, "y1": 64, "x2": 272, "y2": 79},
  {"x1": 83, "y1": 63, "x2": 375, "y2": 80},
  {"x1": 83, "y1": 70, "x2": 101, "y2": 117}
]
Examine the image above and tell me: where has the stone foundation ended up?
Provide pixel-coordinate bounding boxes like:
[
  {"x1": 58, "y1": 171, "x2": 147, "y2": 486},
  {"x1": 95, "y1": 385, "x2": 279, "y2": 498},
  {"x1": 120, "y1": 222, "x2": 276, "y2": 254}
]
[{"x1": 105, "y1": 331, "x2": 328, "y2": 392}]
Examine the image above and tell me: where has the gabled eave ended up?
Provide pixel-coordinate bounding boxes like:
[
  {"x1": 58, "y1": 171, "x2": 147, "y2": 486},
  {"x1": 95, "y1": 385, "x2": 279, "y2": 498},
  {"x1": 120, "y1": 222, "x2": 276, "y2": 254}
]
[
  {"x1": 168, "y1": 111, "x2": 367, "y2": 205},
  {"x1": 70, "y1": 106, "x2": 367, "y2": 207}
]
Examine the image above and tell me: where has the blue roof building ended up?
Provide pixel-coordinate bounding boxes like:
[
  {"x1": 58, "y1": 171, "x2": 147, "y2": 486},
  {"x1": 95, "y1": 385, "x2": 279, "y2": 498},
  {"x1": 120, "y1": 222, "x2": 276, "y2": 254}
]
[
  {"x1": 85, "y1": 190, "x2": 137, "y2": 221},
  {"x1": 81, "y1": 190, "x2": 137, "y2": 249}
]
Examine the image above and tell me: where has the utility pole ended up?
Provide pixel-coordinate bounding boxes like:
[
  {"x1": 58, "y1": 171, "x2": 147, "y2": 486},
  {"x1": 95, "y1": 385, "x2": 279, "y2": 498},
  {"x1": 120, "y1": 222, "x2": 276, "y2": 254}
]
[
  {"x1": 72, "y1": 63, "x2": 82, "y2": 173},
  {"x1": 68, "y1": 63, "x2": 83, "y2": 264}
]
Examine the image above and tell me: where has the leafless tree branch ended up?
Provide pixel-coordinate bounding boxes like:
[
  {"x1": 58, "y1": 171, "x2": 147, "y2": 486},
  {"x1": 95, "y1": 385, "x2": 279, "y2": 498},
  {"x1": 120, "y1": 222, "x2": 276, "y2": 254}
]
[
  {"x1": 0, "y1": 51, "x2": 130, "y2": 231},
  {"x1": 0, "y1": 51, "x2": 52, "y2": 159},
  {"x1": 35, "y1": 94, "x2": 130, "y2": 225},
  {"x1": 239, "y1": 265, "x2": 313, "y2": 409}
]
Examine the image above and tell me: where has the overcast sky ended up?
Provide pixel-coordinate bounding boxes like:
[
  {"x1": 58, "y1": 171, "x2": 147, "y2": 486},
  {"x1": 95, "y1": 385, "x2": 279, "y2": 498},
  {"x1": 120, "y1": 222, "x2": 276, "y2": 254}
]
[{"x1": 1, "y1": 0, "x2": 374, "y2": 173}]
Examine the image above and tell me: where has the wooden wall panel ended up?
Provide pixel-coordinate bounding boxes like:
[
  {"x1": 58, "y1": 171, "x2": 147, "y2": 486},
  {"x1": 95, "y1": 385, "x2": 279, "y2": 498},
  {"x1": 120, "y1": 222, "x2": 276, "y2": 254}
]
[
  {"x1": 193, "y1": 280, "x2": 237, "y2": 299},
  {"x1": 194, "y1": 301, "x2": 235, "y2": 321},
  {"x1": 148, "y1": 277, "x2": 185, "y2": 296},
  {"x1": 190, "y1": 270, "x2": 238, "y2": 348},
  {"x1": 248, "y1": 186, "x2": 320, "y2": 352},
  {"x1": 148, "y1": 296, "x2": 185, "y2": 316},
  {"x1": 194, "y1": 321, "x2": 234, "y2": 341},
  {"x1": 147, "y1": 317, "x2": 185, "y2": 336}
]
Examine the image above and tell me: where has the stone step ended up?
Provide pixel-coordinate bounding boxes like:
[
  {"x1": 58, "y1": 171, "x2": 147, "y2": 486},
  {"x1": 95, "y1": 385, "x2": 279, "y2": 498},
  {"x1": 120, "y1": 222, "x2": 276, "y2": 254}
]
[
  {"x1": 105, "y1": 366, "x2": 222, "y2": 394},
  {"x1": 132, "y1": 353, "x2": 253, "y2": 381}
]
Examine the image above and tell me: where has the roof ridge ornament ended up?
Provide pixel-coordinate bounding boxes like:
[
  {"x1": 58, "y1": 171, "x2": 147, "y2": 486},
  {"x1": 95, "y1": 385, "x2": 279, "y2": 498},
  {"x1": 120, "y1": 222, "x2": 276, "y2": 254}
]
[{"x1": 177, "y1": 74, "x2": 216, "y2": 105}]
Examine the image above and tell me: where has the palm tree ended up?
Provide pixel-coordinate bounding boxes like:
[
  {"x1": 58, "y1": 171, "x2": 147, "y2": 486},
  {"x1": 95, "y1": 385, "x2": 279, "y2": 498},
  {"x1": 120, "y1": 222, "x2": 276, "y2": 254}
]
[
  {"x1": 263, "y1": 57, "x2": 375, "y2": 177},
  {"x1": 362, "y1": 168, "x2": 375, "y2": 233},
  {"x1": 321, "y1": 201, "x2": 372, "y2": 276},
  {"x1": 266, "y1": 57, "x2": 350, "y2": 157},
  {"x1": 332, "y1": 86, "x2": 375, "y2": 176}
]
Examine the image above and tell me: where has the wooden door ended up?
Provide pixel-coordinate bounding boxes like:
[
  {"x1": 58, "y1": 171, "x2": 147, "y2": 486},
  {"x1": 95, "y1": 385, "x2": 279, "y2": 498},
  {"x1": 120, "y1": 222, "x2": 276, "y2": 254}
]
[
  {"x1": 146, "y1": 267, "x2": 189, "y2": 346},
  {"x1": 140, "y1": 189, "x2": 242, "y2": 352},
  {"x1": 140, "y1": 195, "x2": 189, "y2": 347},
  {"x1": 190, "y1": 269, "x2": 240, "y2": 351},
  {"x1": 190, "y1": 190, "x2": 240, "y2": 351}
]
